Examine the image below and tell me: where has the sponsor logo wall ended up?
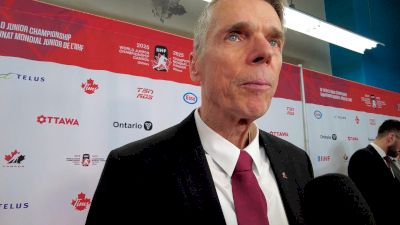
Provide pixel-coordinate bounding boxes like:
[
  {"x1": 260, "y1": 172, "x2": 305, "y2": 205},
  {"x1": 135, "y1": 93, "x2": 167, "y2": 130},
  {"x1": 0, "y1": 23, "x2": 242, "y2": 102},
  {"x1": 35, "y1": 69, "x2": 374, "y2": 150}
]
[
  {"x1": 304, "y1": 69, "x2": 400, "y2": 176},
  {"x1": 1, "y1": 1, "x2": 400, "y2": 225}
]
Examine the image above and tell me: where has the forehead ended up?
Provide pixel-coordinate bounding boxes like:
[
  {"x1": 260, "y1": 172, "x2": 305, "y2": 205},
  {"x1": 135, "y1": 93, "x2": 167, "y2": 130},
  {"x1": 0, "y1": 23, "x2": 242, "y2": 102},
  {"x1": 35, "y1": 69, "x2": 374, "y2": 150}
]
[{"x1": 209, "y1": 0, "x2": 282, "y2": 32}]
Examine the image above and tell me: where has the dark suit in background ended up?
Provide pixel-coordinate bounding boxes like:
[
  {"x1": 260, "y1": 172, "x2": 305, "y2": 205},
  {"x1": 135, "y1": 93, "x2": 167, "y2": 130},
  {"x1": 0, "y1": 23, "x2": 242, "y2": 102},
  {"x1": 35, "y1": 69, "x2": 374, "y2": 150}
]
[
  {"x1": 85, "y1": 112, "x2": 314, "y2": 225},
  {"x1": 348, "y1": 145, "x2": 400, "y2": 225}
]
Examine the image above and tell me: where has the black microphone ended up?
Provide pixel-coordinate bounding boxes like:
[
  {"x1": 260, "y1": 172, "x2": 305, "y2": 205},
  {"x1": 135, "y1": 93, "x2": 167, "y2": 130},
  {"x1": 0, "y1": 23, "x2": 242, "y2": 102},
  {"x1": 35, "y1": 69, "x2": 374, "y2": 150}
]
[{"x1": 303, "y1": 173, "x2": 376, "y2": 225}]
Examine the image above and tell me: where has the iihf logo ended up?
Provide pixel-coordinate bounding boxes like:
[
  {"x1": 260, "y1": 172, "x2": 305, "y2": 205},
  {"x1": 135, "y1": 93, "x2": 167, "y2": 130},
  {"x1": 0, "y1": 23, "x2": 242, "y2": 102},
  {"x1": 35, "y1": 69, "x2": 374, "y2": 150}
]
[{"x1": 152, "y1": 45, "x2": 170, "y2": 72}]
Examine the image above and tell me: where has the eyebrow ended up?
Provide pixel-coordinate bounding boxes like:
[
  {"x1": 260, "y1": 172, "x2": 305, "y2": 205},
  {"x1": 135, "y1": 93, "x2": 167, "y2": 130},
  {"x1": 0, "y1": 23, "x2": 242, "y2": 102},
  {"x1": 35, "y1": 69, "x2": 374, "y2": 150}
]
[
  {"x1": 225, "y1": 22, "x2": 251, "y2": 34},
  {"x1": 224, "y1": 21, "x2": 284, "y2": 40}
]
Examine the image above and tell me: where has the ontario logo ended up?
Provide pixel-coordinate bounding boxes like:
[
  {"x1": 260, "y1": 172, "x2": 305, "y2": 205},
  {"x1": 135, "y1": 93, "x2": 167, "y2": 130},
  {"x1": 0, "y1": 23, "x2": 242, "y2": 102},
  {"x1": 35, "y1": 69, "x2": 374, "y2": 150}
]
[
  {"x1": 3, "y1": 150, "x2": 25, "y2": 167},
  {"x1": 183, "y1": 92, "x2": 198, "y2": 104},
  {"x1": 320, "y1": 134, "x2": 337, "y2": 140},
  {"x1": 113, "y1": 121, "x2": 153, "y2": 131},
  {"x1": 137, "y1": 87, "x2": 154, "y2": 100},
  {"x1": 37, "y1": 115, "x2": 79, "y2": 126},
  {"x1": 152, "y1": 45, "x2": 171, "y2": 72},
  {"x1": 81, "y1": 78, "x2": 99, "y2": 94},
  {"x1": 71, "y1": 192, "x2": 91, "y2": 211}
]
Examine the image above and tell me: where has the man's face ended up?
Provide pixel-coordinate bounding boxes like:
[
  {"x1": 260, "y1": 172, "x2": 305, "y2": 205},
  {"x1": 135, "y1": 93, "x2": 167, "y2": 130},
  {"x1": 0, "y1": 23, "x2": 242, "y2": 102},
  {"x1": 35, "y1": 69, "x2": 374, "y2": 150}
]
[
  {"x1": 387, "y1": 132, "x2": 400, "y2": 158},
  {"x1": 191, "y1": 0, "x2": 284, "y2": 121}
]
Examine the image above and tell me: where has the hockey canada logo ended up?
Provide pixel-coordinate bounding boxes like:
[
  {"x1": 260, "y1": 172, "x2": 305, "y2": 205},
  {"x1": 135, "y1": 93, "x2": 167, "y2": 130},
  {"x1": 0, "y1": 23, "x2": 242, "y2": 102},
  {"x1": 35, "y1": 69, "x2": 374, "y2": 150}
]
[
  {"x1": 71, "y1": 192, "x2": 91, "y2": 211},
  {"x1": 37, "y1": 115, "x2": 79, "y2": 126},
  {"x1": 3, "y1": 150, "x2": 25, "y2": 167},
  {"x1": 152, "y1": 45, "x2": 170, "y2": 71},
  {"x1": 81, "y1": 78, "x2": 99, "y2": 94}
]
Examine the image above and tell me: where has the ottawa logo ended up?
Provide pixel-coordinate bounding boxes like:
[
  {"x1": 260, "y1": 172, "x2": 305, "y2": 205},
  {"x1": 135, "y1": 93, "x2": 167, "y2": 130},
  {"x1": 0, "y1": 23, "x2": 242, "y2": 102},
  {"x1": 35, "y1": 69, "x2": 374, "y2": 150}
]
[
  {"x1": 152, "y1": 45, "x2": 171, "y2": 72},
  {"x1": 81, "y1": 78, "x2": 99, "y2": 94},
  {"x1": 71, "y1": 192, "x2": 91, "y2": 211},
  {"x1": 37, "y1": 115, "x2": 79, "y2": 126}
]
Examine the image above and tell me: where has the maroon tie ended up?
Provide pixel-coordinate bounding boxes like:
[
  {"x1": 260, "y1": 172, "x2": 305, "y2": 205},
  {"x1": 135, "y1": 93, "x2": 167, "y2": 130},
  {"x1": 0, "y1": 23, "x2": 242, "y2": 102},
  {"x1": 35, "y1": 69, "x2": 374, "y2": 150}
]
[
  {"x1": 232, "y1": 151, "x2": 269, "y2": 225},
  {"x1": 384, "y1": 156, "x2": 394, "y2": 176},
  {"x1": 384, "y1": 156, "x2": 392, "y2": 168}
]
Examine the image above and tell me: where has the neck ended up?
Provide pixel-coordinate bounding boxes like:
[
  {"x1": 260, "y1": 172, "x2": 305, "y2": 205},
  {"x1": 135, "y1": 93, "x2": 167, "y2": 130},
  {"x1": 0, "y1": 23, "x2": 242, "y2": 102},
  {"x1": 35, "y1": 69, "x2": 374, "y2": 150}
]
[
  {"x1": 373, "y1": 139, "x2": 388, "y2": 153},
  {"x1": 198, "y1": 108, "x2": 256, "y2": 149}
]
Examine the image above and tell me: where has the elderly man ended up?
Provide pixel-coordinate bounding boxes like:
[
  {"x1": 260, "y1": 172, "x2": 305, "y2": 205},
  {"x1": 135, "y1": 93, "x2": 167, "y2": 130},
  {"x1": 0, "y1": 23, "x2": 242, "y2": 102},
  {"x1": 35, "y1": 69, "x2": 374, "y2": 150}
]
[{"x1": 86, "y1": 0, "x2": 313, "y2": 225}]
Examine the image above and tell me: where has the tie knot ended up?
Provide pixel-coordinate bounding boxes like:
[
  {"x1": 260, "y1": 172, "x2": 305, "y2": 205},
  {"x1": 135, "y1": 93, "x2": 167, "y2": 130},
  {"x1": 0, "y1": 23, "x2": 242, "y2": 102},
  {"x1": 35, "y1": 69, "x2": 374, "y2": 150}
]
[{"x1": 234, "y1": 151, "x2": 253, "y2": 173}]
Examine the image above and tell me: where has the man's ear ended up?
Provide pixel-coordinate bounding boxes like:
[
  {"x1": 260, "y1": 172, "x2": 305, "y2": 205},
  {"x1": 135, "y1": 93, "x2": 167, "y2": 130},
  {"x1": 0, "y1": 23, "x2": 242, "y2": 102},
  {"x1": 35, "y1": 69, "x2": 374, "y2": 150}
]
[{"x1": 189, "y1": 52, "x2": 201, "y2": 82}]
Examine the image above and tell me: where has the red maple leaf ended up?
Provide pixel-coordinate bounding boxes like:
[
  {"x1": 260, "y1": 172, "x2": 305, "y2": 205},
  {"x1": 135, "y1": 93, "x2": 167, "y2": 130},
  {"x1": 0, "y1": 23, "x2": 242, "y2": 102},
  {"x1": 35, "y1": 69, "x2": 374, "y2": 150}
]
[{"x1": 4, "y1": 150, "x2": 19, "y2": 161}]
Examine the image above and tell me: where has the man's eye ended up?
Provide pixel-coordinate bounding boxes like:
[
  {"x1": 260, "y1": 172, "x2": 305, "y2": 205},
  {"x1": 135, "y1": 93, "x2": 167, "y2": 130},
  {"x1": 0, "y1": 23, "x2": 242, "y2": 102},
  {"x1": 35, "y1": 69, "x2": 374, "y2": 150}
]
[
  {"x1": 227, "y1": 33, "x2": 240, "y2": 42},
  {"x1": 269, "y1": 39, "x2": 280, "y2": 48}
]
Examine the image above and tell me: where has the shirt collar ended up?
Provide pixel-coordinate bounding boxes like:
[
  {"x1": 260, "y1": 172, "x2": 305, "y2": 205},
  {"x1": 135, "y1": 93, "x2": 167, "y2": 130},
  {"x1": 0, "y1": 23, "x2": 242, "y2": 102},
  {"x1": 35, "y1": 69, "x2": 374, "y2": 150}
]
[
  {"x1": 370, "y1": 142, "x2": 387, "y2": 158},
  {"x1": 194, "y1": 109, "x2": 261, "y2": 177}
]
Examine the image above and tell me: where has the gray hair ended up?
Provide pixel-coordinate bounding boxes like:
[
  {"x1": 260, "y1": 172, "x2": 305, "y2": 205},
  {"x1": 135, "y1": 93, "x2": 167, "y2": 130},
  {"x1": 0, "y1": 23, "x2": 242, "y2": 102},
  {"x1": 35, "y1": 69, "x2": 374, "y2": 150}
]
[{"x1": 193, "y1": 0, "x2": 287, "y2": 56}]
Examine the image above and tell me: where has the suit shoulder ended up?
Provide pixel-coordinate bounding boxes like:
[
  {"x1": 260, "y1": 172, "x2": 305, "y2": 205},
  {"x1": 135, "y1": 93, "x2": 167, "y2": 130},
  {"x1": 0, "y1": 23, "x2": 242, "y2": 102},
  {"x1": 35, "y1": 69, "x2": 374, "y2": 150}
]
[
  {"x1": 110, "y1": 123, "x2": 182, "y2": 159},
  {"x1": 350, "y1": 147, "x2": 375, "y2": 160},
  {"x1": 108, "y1": 113, "x2": 199, "y2": 161}
]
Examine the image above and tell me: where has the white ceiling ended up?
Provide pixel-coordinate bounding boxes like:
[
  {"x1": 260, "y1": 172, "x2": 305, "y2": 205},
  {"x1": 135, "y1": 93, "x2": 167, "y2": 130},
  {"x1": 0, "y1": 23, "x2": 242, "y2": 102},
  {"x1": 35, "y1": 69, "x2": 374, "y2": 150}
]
[{"x1": 38, "y1": 0, "x2": 333, "y2": 74}]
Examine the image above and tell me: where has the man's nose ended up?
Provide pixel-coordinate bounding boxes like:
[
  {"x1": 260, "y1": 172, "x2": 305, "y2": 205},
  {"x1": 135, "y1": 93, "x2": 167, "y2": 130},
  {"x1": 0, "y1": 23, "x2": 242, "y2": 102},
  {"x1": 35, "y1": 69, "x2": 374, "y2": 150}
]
[{"x1": 247, "y1": 35, "x2": 273, "y2": 65}]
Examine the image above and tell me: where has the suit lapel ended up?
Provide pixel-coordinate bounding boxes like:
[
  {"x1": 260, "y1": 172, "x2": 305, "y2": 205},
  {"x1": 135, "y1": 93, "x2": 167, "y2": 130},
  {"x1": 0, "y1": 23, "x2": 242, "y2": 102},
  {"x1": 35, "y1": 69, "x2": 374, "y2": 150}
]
[
  {"x1": 172, "y1": 112, "x2": 226, "y2": 225},
  {"x1": 391, "y1": 162, "x2": 400, "y2": 182},
  {"x1": 259, "y1": 131, "x2": 304, "y2": 224}
]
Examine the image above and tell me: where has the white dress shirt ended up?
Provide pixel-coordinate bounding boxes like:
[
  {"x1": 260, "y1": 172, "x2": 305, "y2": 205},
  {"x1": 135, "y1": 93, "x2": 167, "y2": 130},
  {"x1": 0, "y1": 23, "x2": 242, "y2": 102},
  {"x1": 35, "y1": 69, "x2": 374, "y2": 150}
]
[
  {"x1": 194, "y1": 109, "x2": 289, "y2": 225},
  {"x1": 370, "y1": 142, "x2": 394, "y2": 176}
]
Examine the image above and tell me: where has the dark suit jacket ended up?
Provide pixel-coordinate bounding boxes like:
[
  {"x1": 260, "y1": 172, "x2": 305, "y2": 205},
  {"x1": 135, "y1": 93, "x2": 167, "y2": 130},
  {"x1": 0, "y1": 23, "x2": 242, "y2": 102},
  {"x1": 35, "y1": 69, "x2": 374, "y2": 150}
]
[
  {"x1": 86, "y1": 112, "x2": 314, "y2": 225},
  {"x1": 348, "y1": 145, "x2": 400, "y2": 225}
]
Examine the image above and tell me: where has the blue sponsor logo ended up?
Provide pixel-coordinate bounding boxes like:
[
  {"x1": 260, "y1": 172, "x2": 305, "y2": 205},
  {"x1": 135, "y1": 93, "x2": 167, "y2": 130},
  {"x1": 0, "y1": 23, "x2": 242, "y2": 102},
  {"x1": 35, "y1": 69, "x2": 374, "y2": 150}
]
[
  {"x1": 314, "y1": 110, "x2": 322, "y2": 119},
  {"x1": 183, "y1": 92, "x2": 198, "y2": 104},
  {"x1": 0, "y1": 202, "x2": 29, "y2": 209},
  {"x1": 0, "y1": 72, "x2": 45, "y2": 82}
]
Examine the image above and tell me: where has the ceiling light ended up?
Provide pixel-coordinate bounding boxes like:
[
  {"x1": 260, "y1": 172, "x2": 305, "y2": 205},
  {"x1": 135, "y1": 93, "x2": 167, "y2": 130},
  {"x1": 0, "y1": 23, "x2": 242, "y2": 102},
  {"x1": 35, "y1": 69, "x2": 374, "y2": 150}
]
[
  {"x1": 201, "y1": 0, "x2": 383, "y2": 54},
  {"x1": 284, "y1": 7, "x2": 382, "y2": 54}
]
